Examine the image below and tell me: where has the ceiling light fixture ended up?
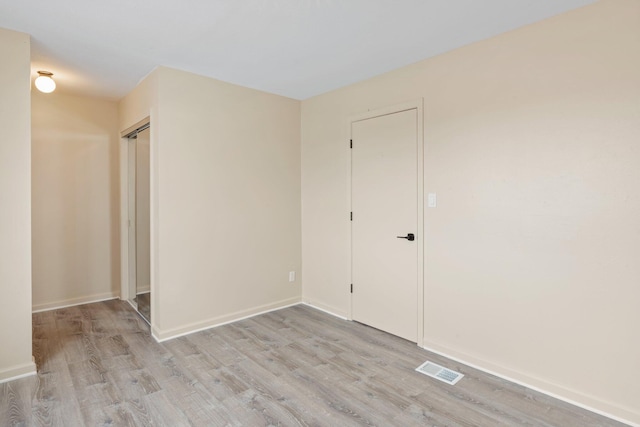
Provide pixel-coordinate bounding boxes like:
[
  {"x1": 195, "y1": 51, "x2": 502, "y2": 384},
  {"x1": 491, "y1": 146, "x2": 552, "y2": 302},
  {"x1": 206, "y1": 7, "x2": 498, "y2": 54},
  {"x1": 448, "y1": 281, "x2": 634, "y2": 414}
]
[{"x1": 35, "y1": 71, "x2": 56, "y2": 93}]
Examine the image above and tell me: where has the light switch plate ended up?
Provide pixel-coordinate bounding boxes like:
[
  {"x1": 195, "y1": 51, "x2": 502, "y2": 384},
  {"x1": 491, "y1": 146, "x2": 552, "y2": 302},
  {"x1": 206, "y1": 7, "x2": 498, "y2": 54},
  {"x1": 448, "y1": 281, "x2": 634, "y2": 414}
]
[{"x1": 428, "y1": 193, "x2": 437, "y2": 208}]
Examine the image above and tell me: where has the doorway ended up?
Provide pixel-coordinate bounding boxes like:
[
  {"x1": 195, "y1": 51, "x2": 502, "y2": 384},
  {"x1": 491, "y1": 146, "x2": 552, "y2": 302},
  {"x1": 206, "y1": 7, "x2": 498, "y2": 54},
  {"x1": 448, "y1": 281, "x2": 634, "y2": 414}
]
[
  {"x1": 350, "y1": 102, "x2": 423, "y2": 344},
  {"x1": 125, "y1": 124, "x2": 151, "y2": 324}
]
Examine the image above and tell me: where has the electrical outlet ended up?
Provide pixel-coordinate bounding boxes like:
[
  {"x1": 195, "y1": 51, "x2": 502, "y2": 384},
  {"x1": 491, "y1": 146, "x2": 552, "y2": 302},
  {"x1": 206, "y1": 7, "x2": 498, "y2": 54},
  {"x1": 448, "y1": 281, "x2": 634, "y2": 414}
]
[
  {"x1": 428, "y1": 193, "x2": 437, "y2": 208},
  {"x1": 288, "y1": 271, "x2": 296, "y2": 282}
]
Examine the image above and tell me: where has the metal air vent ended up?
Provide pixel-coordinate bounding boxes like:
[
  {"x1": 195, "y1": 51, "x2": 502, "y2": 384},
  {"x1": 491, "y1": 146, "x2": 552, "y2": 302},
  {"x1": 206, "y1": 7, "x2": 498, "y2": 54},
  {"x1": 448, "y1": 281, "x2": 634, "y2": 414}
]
[{"x1": 416, "y1": 361, "x2": 464, "y2": 385}]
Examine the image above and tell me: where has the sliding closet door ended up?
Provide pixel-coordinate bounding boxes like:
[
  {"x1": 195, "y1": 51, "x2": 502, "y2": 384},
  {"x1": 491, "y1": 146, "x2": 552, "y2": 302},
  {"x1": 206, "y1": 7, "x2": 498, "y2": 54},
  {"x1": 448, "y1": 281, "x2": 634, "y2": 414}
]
[
  {"x1": 127, "y1": 138, "x2": 137, "y2": 302},
  {"x1": 126, "y1": 124, "x2": 151, "y2": 323},
  {"x1": 135, "y1": 129, "x2": 150, "y2": 296},
  {"x1": 135, "y1": 127, "x2": 151, "y2": 322}
]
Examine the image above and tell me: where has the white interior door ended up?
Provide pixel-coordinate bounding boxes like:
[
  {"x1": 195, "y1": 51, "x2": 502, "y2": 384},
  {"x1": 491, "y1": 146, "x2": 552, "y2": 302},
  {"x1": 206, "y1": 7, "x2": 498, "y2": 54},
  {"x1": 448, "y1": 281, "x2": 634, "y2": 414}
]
[{"x1": 351, "y1": 108, "x2": 418, "y2": 342}]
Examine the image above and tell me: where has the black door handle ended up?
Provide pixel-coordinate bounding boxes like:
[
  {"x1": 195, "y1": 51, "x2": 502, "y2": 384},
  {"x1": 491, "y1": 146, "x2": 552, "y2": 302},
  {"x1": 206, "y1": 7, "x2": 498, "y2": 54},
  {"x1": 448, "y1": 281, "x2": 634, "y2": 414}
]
[{"x1": 397, "y1": 233, "x2": 415, "y2": 241}]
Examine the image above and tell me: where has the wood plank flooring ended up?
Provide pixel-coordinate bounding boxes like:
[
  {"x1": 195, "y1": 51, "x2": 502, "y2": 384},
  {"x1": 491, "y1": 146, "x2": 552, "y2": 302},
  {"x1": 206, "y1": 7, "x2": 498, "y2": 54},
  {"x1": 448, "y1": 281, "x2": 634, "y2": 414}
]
[{"x1": 0, "y1": 300, "x2": 628, "y2": 426}]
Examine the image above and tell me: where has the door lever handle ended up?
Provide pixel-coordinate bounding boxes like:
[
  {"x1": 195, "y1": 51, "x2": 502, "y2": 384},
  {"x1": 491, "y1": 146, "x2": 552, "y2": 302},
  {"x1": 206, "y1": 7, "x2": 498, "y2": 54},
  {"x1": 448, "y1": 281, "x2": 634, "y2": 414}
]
[{"x1": 397, "y1": 233, "x2": 415, "y2": 241}]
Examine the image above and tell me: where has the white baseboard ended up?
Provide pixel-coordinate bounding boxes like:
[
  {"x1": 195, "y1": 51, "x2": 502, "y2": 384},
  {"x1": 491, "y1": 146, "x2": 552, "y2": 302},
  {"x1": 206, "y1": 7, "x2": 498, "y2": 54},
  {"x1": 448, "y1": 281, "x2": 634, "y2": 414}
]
[
  {"x1": 422, "y1": 340, "x2": 639, "y2": 427},
  {"x1": 136, "y1": 285, "x2": 150, "y2": 294},
  {"x1": 152, "y1": 296, "x2": 303, "y2": 342},
  {"x1": 301, "y1": 298, "x2": 349, "y2": 320},
  {"x1": 32, "y1": 291, "x2": 120, "y2": 313},
  {"x1": 0, "y1": 360, "x2": 37, "y2": 384}
]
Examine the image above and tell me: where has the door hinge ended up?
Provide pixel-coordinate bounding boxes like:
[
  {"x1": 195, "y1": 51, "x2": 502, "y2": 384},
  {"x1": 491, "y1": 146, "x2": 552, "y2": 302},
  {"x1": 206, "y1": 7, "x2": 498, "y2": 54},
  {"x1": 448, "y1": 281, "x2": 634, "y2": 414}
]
[
  {"x1": 350, "y1": 212, "x2": 353, "y2": 221},
  {"x1": 350, "y1": 139, "x2": 353, "y2": 149},
  {"x1": 350, "y1": 284, "x2": 353, "y2": 293}
]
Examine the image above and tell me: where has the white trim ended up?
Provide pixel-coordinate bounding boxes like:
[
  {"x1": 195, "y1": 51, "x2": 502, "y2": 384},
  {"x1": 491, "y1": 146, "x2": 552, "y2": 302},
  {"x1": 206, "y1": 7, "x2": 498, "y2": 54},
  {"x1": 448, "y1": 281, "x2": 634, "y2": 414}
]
[
  {"x1": 127, "y1": 136, "x2": 138, "y2": 302},
  {"x1": 349, "y1": 100, "x2": 423, "y2": 124},
  {"x1": 347, "y1": 99, "x2": 425, "y2": 346},
  {"x1": 345, "y1": 110, "x2": 353, "y2": 322},
  {"x1": 32, "y1": 292, "x2": 119, "y2": 313},
  {"x1": 152, "y1": 297, "x2": 302, "y2": 342},
  {"x1": 422, "y1": 342, "x2": 640, "y2": 427},
  {"x1": 416, "y1": 98, "x2": 425, "y2": 348},
  {"x1": 0, "y1": 361, "x2": 37, "y2": 384},
  {"x1": 120, "y1": 134, "x2": 131, "y2": 303},
  {"x1": 120, "y1": 118, "x2": 152, "y2": 310},
  {"x1": 302, "y1": 300, "x2": 349, "y2": 320}
]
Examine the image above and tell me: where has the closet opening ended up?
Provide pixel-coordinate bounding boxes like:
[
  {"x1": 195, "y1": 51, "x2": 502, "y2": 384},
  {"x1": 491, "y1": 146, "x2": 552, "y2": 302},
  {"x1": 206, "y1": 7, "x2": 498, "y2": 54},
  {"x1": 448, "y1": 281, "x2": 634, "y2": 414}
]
[{"x1": 122, "y1": 122, "x2": 150, "y2": 324}]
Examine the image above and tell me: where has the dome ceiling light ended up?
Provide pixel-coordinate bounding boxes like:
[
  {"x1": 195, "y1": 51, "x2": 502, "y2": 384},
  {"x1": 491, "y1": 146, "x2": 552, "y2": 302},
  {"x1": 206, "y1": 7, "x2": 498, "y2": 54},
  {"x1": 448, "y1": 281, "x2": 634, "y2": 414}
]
[{"x1": 35, "y1": 71, "x2": 56, "y2": 93}]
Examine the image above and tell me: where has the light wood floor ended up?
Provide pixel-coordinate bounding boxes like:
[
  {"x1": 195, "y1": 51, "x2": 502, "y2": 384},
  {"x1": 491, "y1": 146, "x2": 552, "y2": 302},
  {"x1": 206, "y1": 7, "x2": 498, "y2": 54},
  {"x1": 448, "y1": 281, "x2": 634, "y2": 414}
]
[{"x1": 0, "y1": 300, "x2": 627, "y2": 426}]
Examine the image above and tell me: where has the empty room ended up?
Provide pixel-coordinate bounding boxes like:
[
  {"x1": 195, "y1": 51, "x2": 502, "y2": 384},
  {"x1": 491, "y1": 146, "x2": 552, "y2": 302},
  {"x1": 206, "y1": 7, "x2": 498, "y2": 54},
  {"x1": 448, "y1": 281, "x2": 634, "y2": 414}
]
[{"x1": 0, "y1": 0, "x2": 638, "y2": 425}]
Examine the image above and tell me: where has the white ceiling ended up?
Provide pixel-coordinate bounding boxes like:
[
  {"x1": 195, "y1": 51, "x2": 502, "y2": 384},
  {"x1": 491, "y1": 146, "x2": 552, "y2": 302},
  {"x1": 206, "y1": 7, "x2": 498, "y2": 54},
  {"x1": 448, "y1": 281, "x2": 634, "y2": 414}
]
[{"x1": 0, "y1": 0, "x2": 595, "y2": 100}]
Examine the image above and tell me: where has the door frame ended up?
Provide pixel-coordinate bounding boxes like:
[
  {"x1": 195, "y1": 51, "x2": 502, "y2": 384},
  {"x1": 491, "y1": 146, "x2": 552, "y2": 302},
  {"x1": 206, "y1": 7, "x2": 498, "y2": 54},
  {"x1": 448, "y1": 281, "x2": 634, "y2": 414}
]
[
  {"x1": 126, "y1": 137, "x2": 138, "y2": 304},
  {"x1": 119, "y1": 118, "x2": 151, "y2": 310},
  {"x1": 347, "y1": 99, "x2": 424, "y2": 347}
]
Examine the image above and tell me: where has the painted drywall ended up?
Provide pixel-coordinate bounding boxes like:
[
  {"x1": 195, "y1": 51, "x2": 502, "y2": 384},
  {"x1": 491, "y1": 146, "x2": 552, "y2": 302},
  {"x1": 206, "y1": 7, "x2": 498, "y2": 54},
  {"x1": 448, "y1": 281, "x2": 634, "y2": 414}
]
[
  {"x1": 31, "y1": 91, "x2": 120, "y2": 311},
  {"x1": 0, "y1": 28, "x2": 36, "y2": 381},
  {"x1": 118, "y1": 70, "x2": 157, "y2": 133},
  {"x1": 301, "y1": 0, "x2": 640, "y2": 423},
  {"x1": 119, "y1": 67, "x2": 302, "y2": 340}
]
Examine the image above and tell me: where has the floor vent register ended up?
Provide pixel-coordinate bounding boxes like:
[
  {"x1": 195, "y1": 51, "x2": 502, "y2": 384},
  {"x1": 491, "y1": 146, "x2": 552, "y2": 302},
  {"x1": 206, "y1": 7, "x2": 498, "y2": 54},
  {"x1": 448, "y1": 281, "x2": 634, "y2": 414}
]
[{"x1": 416, "y1": 361, "x2": 464, "y2": 385}]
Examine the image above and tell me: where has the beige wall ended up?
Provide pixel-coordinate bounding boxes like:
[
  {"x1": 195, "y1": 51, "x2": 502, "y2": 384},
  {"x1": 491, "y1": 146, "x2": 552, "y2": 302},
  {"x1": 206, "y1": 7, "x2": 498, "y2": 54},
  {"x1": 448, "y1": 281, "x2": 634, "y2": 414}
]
[
  {"x1": 120, "y1": 67, "x2": 302, "y2": 340},
  {"x1": 118, "y1": 69, "x2": 157, "y2": 132},
  {"x1": 0, "y1": 28, "x2": 36, "y2": 381},
  {"x1": 31, "y1": 91, "x2": 120, "y2": 310},
  {"x1": 301, "y1": 0, "x2": 640, "y2": 424}
]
